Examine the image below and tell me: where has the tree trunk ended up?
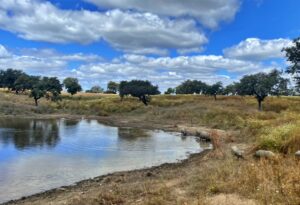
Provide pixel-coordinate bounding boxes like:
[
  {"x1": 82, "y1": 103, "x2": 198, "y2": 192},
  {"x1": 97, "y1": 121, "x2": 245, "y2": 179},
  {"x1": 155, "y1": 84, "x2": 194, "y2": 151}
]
[
  {"x1": 141, "y1": 95, "x2": 148, "y2": 106},
  {"x1": 34, "y1": 98, "x2": 38, "y2": 106},
  {"x1": 214, "y1": 94, "x2": 217, "y2": 101},
  {"x1": 258, "y1": 99, "x2": 262, "y2": 111}
]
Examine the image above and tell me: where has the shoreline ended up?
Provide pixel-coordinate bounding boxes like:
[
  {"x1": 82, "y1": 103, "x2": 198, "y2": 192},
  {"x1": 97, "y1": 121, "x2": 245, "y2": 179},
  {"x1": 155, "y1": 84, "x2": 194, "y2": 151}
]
[
  {"x1": 1, "y1": 114, "x2": 213, "y2": 205},
  {"x1": 0, "y1": 114, "x2": 182, "y2": 134}
]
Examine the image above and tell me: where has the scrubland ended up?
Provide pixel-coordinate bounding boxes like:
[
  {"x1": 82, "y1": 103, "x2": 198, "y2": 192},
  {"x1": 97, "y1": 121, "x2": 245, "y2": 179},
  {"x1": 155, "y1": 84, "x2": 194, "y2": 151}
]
[{"x1": 1, "y1": 90, "x2": 300, "y2": 205}]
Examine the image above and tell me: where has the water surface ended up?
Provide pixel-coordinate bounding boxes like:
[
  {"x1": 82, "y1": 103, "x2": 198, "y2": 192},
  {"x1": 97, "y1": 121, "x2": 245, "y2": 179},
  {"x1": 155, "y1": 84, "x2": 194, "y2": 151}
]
[{"x1": 0, "y1": 118, "x2": 208, "y2": 203}]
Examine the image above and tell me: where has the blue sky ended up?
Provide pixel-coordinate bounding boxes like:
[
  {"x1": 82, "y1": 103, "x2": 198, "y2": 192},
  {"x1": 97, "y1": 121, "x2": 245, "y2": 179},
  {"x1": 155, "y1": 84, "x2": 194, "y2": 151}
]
[{"x1": 0, "y1": 0, "x2": 299, "y2": 91}]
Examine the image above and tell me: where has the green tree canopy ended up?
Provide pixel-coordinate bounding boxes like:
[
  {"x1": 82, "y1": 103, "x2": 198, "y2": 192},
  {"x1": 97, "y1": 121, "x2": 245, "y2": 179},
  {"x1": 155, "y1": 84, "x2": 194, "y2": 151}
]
[
  {"x1": 0, "y1": 69, "x2": 24, "y2": 91},
  {"x1": 43, "y1": 77, "x2": 63, "y2": 101},
  {"x1": 175, "y1": 80, "x2": 207, "y2": 94},
  {"x1": 14, "y1": 74, "x2": 38, "y2": 93},
  {"x1": 237, "y1": 70, "x2": 287, "y2": 111},
  {"x1": 223, "y1": 83, "x2": 240, "y2": 96},
  {"x1": 119, "y1": 80, "x2": 160, "y2": 105},
  {"x1": 107, "y1": 81, "x2": 119, "y2": 94},
  {"x1": 204, "y1": 81, "x2": 223, "y2": 100},
  {"x1": 283, "y1": 37, "x2": 300, "y2": 89},
  {"x1": 86, "y1": 85, "x2": 104, "y2": 93},
  {"x1": 63, "y1": 77, "x2": 82, "y2": 95},
  {"x1": 29, "y1": 77, "x2": 46, "y2": 106},
  {"x1": 29, "y1": 77, "x2": 63, "y2": 106},
  {"x1": 164, "y1": 87, "x2": 175, "y2": 95}
]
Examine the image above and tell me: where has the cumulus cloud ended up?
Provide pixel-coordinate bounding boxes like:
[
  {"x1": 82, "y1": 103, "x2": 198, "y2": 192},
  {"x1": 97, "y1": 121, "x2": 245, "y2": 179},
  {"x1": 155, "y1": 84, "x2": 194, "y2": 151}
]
[
  {"x1": 85, "y1": 0, "x2": 241, "y2": 28},
  {"x1": 223, "y1": 38, "x2": 293, "y2": 61},
  {"x1": 0, "y1": 45, "x2": 104, "y2": 79},
  {"x1": 0, "y1": 43, "x2": 281, "y2": 91},
  {"x1": 0, "y1": 45, "x2": 11, "y2": 58},
  {"x1": 18, "y1": 48, "x2": 104, "y2": 62},
  {"x1": 0, "y1": 0, "x2": 207, "y2": 55},
  {"x1": 76, "y1": 54, "x2": 276, "y2": 90}
]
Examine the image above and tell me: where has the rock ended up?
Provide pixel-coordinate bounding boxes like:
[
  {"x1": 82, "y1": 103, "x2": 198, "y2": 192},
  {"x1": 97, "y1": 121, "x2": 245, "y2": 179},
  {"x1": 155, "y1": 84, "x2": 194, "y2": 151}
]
[
  {"x1": 255, "y1": 150, "x2": 275, "y2": 158},
  {"x1": 181, "y1": 129, "x2": 188, "y2": 136},
  {"x1": 146, "y1": 172, "x2": 153, "y2": 177},
  {"x1": 295, "y1": 150, "x2": 300, "y2": 158},
  {"x1": 231, "y1": 146, "x2": 244, "y2": 159},
  {"x1": 196, "y1": 131, "x2": 211, "y2": 141}
]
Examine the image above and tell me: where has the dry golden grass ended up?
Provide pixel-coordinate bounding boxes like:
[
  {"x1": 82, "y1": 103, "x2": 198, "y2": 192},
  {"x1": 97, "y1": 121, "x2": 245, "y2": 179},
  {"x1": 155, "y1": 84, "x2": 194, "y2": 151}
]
[{"x1": 208, "y1": 158, "x2": 300, "y2": 205}]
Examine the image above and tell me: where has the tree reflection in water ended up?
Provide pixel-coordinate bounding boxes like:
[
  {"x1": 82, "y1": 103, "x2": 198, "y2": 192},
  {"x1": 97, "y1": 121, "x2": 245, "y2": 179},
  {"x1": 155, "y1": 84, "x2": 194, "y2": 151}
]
[
  {"x1": 0, "y1": 119, "x2": 60, "y2": 150},
  {"x1": 118, "y1": 127, "x2": 150, "y2": 141}
]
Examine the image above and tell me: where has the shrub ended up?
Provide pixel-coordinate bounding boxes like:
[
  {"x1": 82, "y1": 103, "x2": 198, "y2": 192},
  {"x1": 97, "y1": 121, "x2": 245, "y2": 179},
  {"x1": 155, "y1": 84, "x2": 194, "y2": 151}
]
[{"x1": 259, "y1": 122, "x2": 300, "y2": 153}]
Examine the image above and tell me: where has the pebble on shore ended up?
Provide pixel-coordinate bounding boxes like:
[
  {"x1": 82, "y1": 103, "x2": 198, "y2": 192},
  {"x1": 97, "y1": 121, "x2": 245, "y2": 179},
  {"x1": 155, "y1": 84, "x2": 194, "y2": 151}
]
[
  {"x1": 255, "y1": 150, "x2": 275, "y2": 158},
  {"x1": 231, "y1": 146, "x2": 244, "y2": 159},
  {"x1": 295, "y1": 150, "x2": 300, "y2": 158}
]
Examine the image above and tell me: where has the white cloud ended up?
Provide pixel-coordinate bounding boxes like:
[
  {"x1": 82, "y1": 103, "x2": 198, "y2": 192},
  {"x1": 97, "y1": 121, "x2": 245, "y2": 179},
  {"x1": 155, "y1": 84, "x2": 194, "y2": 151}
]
[
  {"x1": 18, "y1": 48, "x2": 104, "y2": 63},
  {"x1": 0, "y1": 0, "x2": 207, "y2": 55},
  {"x1": 0, "y1": 45, "x2": 104, "y2": 80},
  {"x1": 223, "y1": 38, "x2": 293, "y2": 61},
  {"x1": 77, "y1": 54, "x2": 275, "y2": 90},
  {"x1": 0, "y1": 44, "x2": 282, "y2": 91},
  {"x1": 0, "y1": 45, "x2": 11, "y2": 58},
  {"x1": 85, "y1": 0, "x2": 241, "y2": 28}
]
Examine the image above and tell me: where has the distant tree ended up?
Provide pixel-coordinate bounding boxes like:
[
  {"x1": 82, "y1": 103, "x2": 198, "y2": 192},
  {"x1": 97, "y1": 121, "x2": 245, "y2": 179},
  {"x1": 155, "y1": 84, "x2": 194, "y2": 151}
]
[
  {"x1": 107, "y1": 81, "x2": 119, "y2": 94},
  {"x1": 86, "y1": 85, "x2": 104, "y2": 93},
  {"x1": 30, "y1": 77, "x2": 46, "y2": 106},
  {"x1": 270, "y1": 72, "x2": 291, "y2": 97},
  {"x1": 63, "y1": 77, "x2": 82, "y2": 95},
  {"x1": 204, "y1": 82, "x2": 223, "y2": 100},
  {"x1": 119, "y1": 80, "x2": 160, "y2": 105},
  {"x1": 0, "y1": 69, "x2": 24, "y2": 91},
  {"x1": 176, "y1": 80, "x2": 207, "y2": 94},
  {"x1": 223, "y1": 83, "x2": 239, "y2": 96},
  {"x1": 43, "y1": 77, "x2": 63, "y2": 101},
  {"x1": 237, "y1": 70, "x2": 286, "y2": 111},
  {"x1": 164, "y1": 87, "x2": 175, "y2": 95},
  {"x1": 283, "y1": 37, "x2": 300, "y2": 89},
  {"x1": 14, "y1": 74, "x2": 34, "y2": 93}
]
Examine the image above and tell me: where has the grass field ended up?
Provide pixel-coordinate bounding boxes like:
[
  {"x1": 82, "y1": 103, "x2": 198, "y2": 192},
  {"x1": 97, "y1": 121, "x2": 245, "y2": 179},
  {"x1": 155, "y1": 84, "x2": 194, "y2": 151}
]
[{"x1": 1, "y1": 91, "x2": 300, "y2": 204}]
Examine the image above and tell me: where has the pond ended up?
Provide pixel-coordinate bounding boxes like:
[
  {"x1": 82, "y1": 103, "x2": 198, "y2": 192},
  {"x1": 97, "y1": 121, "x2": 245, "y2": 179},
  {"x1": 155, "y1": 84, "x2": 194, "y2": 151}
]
[{"x1": 0, "y1": 118, "x2": 209, "y2": 203}]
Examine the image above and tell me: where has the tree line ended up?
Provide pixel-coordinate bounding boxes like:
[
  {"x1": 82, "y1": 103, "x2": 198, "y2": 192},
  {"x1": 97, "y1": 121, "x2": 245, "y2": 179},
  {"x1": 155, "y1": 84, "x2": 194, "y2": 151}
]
[
  {"x1": 0, "y1": 69, "x2": 159, "y2": 106},
  {"x1": 0, "y1": 69, "x2": 82, "y2": 106},
  {"x1": 166, "y1": 69, "x2": 291, "y2": 111},
  {"x1": 0, "y1": 37, "x2": 299, "y2": 110}
]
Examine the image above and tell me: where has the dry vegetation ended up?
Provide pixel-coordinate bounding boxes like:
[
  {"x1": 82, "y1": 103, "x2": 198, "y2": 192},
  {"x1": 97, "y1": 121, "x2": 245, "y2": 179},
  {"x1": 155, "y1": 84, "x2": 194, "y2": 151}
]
[{"x1": 1, "y1": 90, "x2": 300, "y2": 205}]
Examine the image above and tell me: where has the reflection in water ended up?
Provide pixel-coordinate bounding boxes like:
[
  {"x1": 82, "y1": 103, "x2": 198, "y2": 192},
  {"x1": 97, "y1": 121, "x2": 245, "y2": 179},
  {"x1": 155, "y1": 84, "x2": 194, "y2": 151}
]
[
  {"x1": 63, "y1": 119, "x2": 80, "y2": 127},
  {"x1": 0, "y1": 118, "x2": 207, "y2": 203},
  {"x1": 0, "y1": 119, "x2": 60, "y2": 150},
  {"x1": 118, "y1": 127, "x2": 150, "y2": 140}
]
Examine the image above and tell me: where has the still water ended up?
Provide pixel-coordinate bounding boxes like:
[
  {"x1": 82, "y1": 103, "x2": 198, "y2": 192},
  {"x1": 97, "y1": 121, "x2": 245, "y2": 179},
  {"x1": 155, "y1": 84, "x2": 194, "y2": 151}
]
[{"x1": 0, "y1": 118, "x2": 207, "y2": 203}]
